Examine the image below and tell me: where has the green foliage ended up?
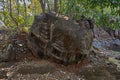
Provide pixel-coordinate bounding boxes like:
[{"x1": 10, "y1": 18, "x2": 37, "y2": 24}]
[
  {"x1": 0, "y1": 0, "x2": 119, "y2": 30},
  {"x1": 61, "y1": 0, "x2": 120, "y2": 29},
  {"x1": 0, "y1": 0, "x2": 41, "y2": 31}
]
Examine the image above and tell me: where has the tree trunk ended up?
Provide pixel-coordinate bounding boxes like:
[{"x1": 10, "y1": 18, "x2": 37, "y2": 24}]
[
  {"x1": 54, "y1": 0, "x2": 58, "y2": 12},
  {"x1": 23, "y1": 0, "x2": 27, "y2": 17},
  {"x1": 46, "y1": 0, "x2": 50, "y2": 12},
  {"x1": 16, "y1": 0, "x2": 19, "y2": 15},
  {"x1": 2, "y1": 0, "x2": 5, "y2": 22},
  {"x1": 9, "y1": 0, "x2": 18, "y2": 27},
  {"x1": 39, "y1": 0, "x2": 45, "y2": 14},
  {"x1": 23, "y1": 0, "x2": 27, "y2": 26}
]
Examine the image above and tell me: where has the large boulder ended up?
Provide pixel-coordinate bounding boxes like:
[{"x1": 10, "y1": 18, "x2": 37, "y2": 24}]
[{"x1": 28, "y1": 12, "x2": 94, "y2": 63}]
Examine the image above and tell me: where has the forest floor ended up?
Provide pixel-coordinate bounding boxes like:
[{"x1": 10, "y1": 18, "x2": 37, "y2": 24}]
[{"x1": 0, "y1": 31, "x2": 120, "y2": 80}]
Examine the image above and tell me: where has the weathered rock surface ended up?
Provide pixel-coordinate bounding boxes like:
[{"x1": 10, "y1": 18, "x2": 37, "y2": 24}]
[
  {"x1": 93, "y1": 26, "x2": 120, "y2": 51},
  {"x1": 103, "y1": 27, "x2": 120, "y2": 39},
  {"x1": 93, "y1": 26, "x2": 112, "y2": 40},
  {"x1": 0, "y1": 33, "x2": 32, "y2": 62},
  {"x1": 93, "y1": 39, "x2": 120, "y2": 51},
  {"x1": 93, "y1": 26, "x2": 120, "y2": 40},
  {"x1": 28, "y1": 12, "x2": 94, "y2": 63}
]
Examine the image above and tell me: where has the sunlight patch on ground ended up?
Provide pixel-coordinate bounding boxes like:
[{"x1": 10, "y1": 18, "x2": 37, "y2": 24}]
[{"x1": 109, "y1": 57, "x2": 120, "y2": 71}]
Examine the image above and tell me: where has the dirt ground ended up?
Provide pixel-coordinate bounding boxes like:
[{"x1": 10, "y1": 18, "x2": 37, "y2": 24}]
[
  {"x1": 0, "y1": 31, "x2": 120, "y2": 80},
  {"x1": 0, "y1": 58, "x2": 87, "y2": 80}
]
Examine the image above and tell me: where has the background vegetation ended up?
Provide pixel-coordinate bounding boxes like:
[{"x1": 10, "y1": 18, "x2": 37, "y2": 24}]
[{"x1": 0, "y1": 0, "x2": 119, "y2": 31}]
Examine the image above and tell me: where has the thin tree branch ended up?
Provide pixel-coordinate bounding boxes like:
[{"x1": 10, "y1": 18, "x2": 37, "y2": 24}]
[
  {"x1": 54, "y1": 0, "x2": 58, "y2": 12},
  {"x1": 39, "y1": 0, "x2": 45, "y2": 14},
  {"x1": 9, "y1": 0, "x2": 18, "y2": 27},
  {"x1": 23, "y1": 0, "x2": 27, "y2": 25},
  {"x1": 46, "y1": 0, "x2": 51, "y2": 12},
  {"x1": 16, "y1": 0, "x2": 19, "y2": 15}
]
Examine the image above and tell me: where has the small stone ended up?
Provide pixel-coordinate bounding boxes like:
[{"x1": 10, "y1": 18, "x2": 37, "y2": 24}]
[
  {"x1": 115, "y1": 56, "x2": 120, "y2": 60},
  {"x1": 18, "y1": 44, "x2": 23, "y2": 47}
]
